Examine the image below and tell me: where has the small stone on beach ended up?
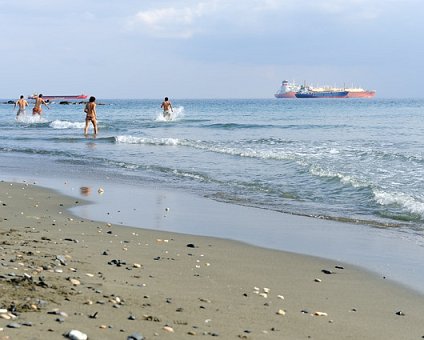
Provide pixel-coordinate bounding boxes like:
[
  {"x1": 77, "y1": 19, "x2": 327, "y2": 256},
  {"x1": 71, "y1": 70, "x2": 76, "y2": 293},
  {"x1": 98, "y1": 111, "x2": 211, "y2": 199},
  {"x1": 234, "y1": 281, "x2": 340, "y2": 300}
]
[
  {"x1": 65, "y1": 329, "x2": 88, "y2": 340},
  {"x1": 314, "y1": 312, "x2": 328, "y2": 316},
  {"x1": 69, "y1": 278, "x2": 81, "y2": 286},
  {"x1": 276, "y1": 309, "x2": 286, "y2": 316},
  {"x1": 163, "y1": 326, "x2": 174, "y2": 333},
  {"x1": 127, "y1": 333, "x2": 145, "y2": 340},
  {"x1": 6, "y1": 322, "x2": 21, "y2": 328}
]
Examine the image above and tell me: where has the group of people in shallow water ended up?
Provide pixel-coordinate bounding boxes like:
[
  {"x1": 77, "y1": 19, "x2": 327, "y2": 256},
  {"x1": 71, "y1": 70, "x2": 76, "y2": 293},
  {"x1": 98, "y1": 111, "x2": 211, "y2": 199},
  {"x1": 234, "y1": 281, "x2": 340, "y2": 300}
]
[
  {"x1": 14, "y1": 94, "x2": 49, "y2": 117},
  {"x1": 14, "y1": 94, "x2": 98, "y2": 135},
  {"x1": 14, "y1": 94, "x2": 174, "y2": 136}
]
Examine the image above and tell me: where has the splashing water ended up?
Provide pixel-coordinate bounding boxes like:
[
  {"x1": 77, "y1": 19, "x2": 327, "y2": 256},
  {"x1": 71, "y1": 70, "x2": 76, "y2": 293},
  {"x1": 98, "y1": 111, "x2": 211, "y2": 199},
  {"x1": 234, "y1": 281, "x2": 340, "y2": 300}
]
[
  {"x1": 155, "y1": 106, "x2": 185, "y2": 122},
  {"x1": 16, "y1": 114, "x2": 48, "y2": 124}
]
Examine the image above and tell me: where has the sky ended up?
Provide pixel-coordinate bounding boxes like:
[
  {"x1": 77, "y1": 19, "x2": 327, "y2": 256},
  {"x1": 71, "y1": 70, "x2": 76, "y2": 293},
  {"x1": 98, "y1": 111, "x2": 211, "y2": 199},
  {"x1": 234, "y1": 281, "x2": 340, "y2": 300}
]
[{"x1": 0, "y1": 0, "x2": 423, "y2": 99}]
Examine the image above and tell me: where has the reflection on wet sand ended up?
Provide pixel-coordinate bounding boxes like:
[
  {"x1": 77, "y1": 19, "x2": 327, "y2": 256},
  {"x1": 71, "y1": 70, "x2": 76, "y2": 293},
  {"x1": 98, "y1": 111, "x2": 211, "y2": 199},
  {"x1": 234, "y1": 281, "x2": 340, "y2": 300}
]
[{"x1": 80, "y1": 186, "x2": 91, "y2": 196}]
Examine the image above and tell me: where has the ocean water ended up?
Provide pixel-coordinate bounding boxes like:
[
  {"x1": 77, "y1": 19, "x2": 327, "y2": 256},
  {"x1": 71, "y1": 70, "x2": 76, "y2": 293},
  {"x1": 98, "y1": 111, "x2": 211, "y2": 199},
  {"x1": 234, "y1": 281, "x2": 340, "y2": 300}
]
[{"x1": 1, "y1": 98, "x2": 424, "y2": 240}]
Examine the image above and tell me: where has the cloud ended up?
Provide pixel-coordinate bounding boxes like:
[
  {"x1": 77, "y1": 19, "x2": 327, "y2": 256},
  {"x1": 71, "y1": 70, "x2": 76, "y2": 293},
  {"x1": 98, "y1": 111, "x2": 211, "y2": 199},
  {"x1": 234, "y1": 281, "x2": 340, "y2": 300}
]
[
  {"x1": 126, "y1": 0, "x2": 398, "y2": 40},
  {"x1": 127, "y1": 2, "x2": 219, "y2": 38}
]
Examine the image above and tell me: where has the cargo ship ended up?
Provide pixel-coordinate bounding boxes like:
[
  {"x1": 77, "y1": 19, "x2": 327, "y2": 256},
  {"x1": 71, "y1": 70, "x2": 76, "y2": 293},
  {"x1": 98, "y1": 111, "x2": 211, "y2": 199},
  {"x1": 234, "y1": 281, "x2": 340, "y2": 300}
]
[
  {"x1": 28, "y1": 94, "x2": 88, "y2": 101},
  {"x1": 274, "y1": 80, "x2": 301, "y2": 98},
  {"x1": 274, "y1": 81, "x2": 376, "y2": 98},
  {"x1": 295, "y1": 86, "x2": 348, "y2": 98}
]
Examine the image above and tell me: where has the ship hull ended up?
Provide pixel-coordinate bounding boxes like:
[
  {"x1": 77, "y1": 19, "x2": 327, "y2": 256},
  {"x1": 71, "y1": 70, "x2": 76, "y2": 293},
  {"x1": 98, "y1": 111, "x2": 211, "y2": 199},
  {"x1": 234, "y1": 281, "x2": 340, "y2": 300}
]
[
  {"x1": 274, "y1": 80, "x2": 300, "y2": 98},
  {"x1": 295, "y1": 91, "x2": 349, "y2": 98},
  {"x1": 29, "y1": 94, "x2": 88, "y2": 101},
  {"x1": 275, "y1": 92, "x2": 297, "y2": 98},
  {"x1": 346, "y1": 91, "x2": 376, "y2": 98}
]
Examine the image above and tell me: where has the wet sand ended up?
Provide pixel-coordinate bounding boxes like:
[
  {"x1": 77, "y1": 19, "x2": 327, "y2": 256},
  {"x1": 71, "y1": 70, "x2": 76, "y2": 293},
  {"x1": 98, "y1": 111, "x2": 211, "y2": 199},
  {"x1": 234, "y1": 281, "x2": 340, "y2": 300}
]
[{"x1": 0, "y1": 180, "x2": 423, "y2": 339}]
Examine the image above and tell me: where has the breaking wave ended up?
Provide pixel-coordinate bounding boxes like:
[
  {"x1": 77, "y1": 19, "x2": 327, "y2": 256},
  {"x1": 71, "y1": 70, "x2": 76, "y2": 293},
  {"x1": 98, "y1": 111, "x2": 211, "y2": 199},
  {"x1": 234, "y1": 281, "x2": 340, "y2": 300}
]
[
  {"x1": 115, "y1": 135, "x2": 181, "y2": 146},
  {"x1": 309, "y1": 165, "x2": 370, "y2": 188},
  {"x1": 50, "y1": 120, "x2": 85, "y2": 129},
  {"x1": 373, "y1": 190, "x2": 424, "y2": 217}
]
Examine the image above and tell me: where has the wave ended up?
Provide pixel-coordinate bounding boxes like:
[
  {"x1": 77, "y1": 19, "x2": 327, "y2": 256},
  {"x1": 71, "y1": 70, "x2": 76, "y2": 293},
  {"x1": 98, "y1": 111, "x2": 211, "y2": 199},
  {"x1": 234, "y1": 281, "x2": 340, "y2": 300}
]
[
  {"x1": 202, "y1": 123, "x2": 354, "y2": 130},
  {"x1": 204, "y1": 123, "x2": 276, "y2": 130},
  {"x1": 113, "y1": 135, "x2": 308, "y2": 165},
  {"x1": 111, "y1": 137, "x2": 424, "y2": 193},
  {"x1": 114, "y1": 135, "x2": 300, "y2": 160},
  {"x1": 0, "y1": 145, "x2": 79, "y2": 158},
  {"x1": 309, "y1": 165, "x2": 370, "y2": 189},
  {"x1": 373, "y1": 190, "x2": 424, "y2": 218},
  {"x1": 309, "y1": 166, "x2": 424, "y2": 220},
  {"x1": 171, "y1": 169, "x2": 209, "y2": 182},
  {"x1": 3, "y1": 135, "x2": 116, "y2": 144},
  {"x1": 50, "y1": 120, "x2": 85, "y2": 129},
  {"x1": 115, "y1": 135, "x2": 180, "y2": 146},
  {"x1": 101, "y1": 158, "x2": 211, "y2": 183}
]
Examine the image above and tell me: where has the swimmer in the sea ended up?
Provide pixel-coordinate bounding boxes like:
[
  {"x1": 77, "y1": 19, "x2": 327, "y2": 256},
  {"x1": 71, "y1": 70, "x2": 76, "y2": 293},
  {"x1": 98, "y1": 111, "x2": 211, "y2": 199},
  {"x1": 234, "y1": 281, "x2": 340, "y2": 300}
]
[
  {"x1": 32, "y1": 94, "x2": 49, "y2": 116},
  {"x1": 14, "y1": 95, "x2": 28, "y2": 116},
  {"x1": 161, "y1": 97, "x2": 173, "y2": 120}
]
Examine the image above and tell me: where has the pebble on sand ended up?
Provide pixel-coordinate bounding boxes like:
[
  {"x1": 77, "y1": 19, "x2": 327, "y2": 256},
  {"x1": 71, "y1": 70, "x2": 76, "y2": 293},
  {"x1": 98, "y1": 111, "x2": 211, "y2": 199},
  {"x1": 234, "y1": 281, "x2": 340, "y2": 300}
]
[
  {"x1": 163, "y1": 326, "x2": 175, "y2": 333},
  {"x1": 127, "y1": 332, "x2": 145, "y2": 340},
  {"x1": 276, "y1": 309, "x2": 286, "y2": 316},
  {"x1": 314, "y1": 312, "x2": 328, "y2": 316},
  {"x1": 69, "y1": 278, "x2": 81, "y2": 286},
  {"x1": 64, "y1": 329, "x2": 88, "y2": 340},
  {"x1": 6, "y1": 322, "x2": 21, "y2": 328}
]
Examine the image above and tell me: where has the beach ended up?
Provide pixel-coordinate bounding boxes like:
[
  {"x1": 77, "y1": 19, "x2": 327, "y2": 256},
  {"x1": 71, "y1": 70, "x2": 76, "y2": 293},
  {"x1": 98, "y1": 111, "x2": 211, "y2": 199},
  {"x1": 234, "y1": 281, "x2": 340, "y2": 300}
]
[{"x1": 0, "y1": 180, "x2": 423, "y2": 340}]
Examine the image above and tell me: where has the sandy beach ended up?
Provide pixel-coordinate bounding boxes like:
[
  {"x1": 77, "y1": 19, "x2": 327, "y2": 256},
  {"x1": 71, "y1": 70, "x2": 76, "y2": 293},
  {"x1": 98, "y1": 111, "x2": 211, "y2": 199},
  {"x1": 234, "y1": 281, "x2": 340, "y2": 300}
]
[{"x1": 0, "y1": 180, "x2": 423, "y2": 340}]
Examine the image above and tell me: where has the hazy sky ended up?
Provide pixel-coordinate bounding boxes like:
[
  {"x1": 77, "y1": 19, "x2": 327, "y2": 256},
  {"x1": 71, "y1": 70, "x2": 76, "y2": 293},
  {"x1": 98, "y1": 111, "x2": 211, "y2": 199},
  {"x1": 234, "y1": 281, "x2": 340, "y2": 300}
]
[{"x1": 1, "y1": 0, "x2": 422, "y2": 99}]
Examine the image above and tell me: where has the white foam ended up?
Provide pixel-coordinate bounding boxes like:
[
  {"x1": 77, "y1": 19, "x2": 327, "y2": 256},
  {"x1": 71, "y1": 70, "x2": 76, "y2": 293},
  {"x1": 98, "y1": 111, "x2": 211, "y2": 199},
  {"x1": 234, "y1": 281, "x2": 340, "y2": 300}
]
[
  {"x1": 49, "y1": 120, "x2": 85, "y2": 129},
  {"x1": 115, "y1": 135, "x2": 180, "y2": 146},
  {"x1": 373, "y1": 190, "x2": 424, "y2": 216},
  {"x1": 309, "y1": 165, "x2": 369, "y2": 188},
  {"x1": 172, "y1": 169, "x2": 205, "y2": 181},
  {"x1": 16, "y1": 114, "x2": 48, "y2": 124},
  {"x1": 155, "y1": 106, "x2": 185, "y2": 122}
]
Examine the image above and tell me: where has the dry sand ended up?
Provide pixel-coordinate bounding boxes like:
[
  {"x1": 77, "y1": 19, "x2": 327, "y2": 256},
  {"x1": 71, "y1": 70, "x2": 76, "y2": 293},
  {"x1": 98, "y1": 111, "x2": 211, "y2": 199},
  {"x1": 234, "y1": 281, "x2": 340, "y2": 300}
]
[{"x1": 0, "y1": 180, "x2": 423, "y2": 339}]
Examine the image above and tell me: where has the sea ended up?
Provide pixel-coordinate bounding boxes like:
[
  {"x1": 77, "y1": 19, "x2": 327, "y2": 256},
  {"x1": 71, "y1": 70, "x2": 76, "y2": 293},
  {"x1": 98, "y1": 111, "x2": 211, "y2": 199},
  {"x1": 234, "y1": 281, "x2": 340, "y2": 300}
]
[{"x1": 1, "y1": 98, "x2": 424, "y2": 290}]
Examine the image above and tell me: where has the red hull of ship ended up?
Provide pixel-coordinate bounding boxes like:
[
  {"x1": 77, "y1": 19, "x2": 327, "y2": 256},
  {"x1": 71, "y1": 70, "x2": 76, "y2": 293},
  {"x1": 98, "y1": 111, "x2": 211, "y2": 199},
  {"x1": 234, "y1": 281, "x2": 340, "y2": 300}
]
[
  {"x1": 345, "y1": 91, "x2": 376, "y2": 98},
  {"x1": 274, "y1": 92, "x2": 297, "y2": 98},
  {"x1": 43, "y1": 95, "x2": 88, "y2": 100},
  {"x1": 29, "y1": 94, "x2": 88, "y2": 100}
]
